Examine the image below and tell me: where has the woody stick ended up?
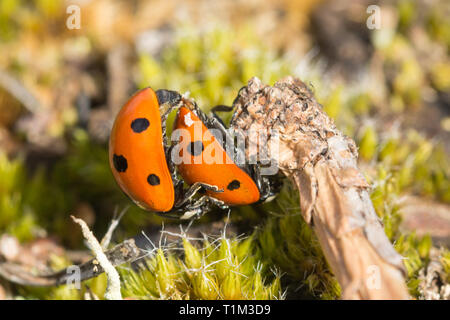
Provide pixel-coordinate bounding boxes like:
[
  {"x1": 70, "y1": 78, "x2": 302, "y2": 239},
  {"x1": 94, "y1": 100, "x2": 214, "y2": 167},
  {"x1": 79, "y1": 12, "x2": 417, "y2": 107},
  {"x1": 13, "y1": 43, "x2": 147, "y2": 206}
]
[{"x1": 230, "y1": 76, "x2": 410, "y2": 299}]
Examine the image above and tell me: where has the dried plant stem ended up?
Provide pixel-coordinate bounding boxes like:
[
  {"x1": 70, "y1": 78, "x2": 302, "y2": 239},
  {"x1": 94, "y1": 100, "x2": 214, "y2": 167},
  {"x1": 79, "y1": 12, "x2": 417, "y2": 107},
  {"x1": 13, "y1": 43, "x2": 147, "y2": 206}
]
[
  {"x1": 71, "y1": 216, "x2": 122, "y2": 300},
  {"x1": 100, "y1": 207, "x2": 127, "y2": 250},
  {"x1": 230, "y1": 77, "x2": 410, "y2": 299}
]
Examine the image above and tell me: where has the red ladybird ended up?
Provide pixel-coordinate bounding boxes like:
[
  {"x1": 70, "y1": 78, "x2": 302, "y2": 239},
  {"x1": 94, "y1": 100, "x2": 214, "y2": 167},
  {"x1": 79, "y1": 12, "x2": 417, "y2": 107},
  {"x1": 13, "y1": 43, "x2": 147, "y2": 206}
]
[
  {"x1": 171, "y1": 99, "x2": 280, "y2": 209},
  {"x1": 109, "y1": 88, "x2": 221, "y2": 219}
]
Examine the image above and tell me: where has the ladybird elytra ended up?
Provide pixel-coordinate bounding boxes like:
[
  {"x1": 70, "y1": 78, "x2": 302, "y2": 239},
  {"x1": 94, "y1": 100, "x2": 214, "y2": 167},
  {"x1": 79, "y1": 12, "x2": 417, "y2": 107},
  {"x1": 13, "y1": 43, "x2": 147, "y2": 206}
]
[
  {"x1": 109, "y1": 87, "x2": 175, "y2": 212},
  {"x1": 173, "y1": 106, "x2": 261, "y2": 206}
]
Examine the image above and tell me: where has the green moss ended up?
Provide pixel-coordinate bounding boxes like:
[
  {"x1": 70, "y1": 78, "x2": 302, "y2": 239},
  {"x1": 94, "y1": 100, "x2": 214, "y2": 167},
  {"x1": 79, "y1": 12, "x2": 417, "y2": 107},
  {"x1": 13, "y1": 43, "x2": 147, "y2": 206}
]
[
  {"x1": 358, "y1": 125, "x2": 378, "y2": 161},
  {"x1": 1, "y1": 10, "x2": 449, "y2": 300},
  {"x1": 120, "y1": 236, "x2": 282, "y2": 300},
  {"x1": 364, "y1": 131, "x2": 449, "y2": 297},
  {"x1": 431, "y1": 62, "x2": 450, "y2": 92},
  {"x1": 0, "y1": 0, "x2": 22, "y2": 41},
  {"x1": 398, "y1": 0, "x2": 417, "y2": 32},
  {"x1": 322, "y1": 86, "x2": 342, "y2": 120},
  {"x1": 361, "y1": 129, "x2": 450, "y2": 204},
  {"x1": 0, "y1": 153, "x2": 48, "y2": 241},
  {"x1": 256, "y1": 183, "x2": 340, "y2": 299},
  {"x1": 137, "y1": 26, "x2": 291, "y2": 109},
  {"x1": 349, "y1": 93, "x2": 372, "y2": 116},
  {"x1": 394, "y1": 233, "x2": 432, "y2": 296},
  {"x1": 427, "y1": 7, "x2": 450, "y2": 50},
  {"x1": 441, "y1": 249, "x2": 450, "y2": 283}
]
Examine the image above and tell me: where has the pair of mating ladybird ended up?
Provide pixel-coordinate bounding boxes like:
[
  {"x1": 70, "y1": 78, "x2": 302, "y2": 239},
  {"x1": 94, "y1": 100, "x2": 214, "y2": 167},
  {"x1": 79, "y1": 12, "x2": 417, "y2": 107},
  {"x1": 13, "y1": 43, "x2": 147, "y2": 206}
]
[{"x1": 109, "y1": 87, "x2": 280, "y2": 219}]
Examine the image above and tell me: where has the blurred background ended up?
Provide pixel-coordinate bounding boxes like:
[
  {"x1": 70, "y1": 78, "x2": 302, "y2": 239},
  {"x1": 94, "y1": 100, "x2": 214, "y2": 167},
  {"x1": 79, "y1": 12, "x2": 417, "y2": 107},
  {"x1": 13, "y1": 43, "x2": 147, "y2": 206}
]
[{"x1": 0, "y1": 0, "x2": 449, "y2": 300}]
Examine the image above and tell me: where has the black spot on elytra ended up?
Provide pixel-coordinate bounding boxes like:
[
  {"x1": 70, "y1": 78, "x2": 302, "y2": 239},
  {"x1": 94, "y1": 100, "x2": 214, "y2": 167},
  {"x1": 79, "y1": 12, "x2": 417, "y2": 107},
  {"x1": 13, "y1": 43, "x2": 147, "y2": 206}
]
[
  {"x1": 131, "y1": 118, "x2": 150, "y2": 133},
  {"x1": 227, "y1": 180, "x2": 240, "y2": 191},
  {"x1": 113, "y1": 154, "x2": 128, "y2": 172},
  {"x1": 147, "y1": 174, "x2": 160, "y2": 186},
  {"x1": 156, "y1": 89, "x2": 181, "y2": 106},
  {"x1": 187, "y1": 141, "x2": 204, "y2": 156}
]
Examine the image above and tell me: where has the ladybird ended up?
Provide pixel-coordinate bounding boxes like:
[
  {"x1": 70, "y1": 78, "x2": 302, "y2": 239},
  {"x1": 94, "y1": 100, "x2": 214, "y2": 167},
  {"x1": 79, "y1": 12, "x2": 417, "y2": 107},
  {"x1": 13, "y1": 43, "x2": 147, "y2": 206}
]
[
  {"x1": 172, "y1": 99, "x2": 281, "y2": 207},
  {"x1": 109, "y1": 87, "x2": 222, "y2": 219}
]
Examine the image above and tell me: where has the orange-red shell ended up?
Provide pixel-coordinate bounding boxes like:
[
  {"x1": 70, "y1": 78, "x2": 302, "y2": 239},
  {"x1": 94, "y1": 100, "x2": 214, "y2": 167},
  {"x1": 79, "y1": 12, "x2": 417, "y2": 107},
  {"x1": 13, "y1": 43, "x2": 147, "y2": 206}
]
[
  {"x1": 173, "y1": 106, "x2": 260, "y2": 206},
  {"x1": 109, "y1": 88, "x2": 175, "y2": 212}
]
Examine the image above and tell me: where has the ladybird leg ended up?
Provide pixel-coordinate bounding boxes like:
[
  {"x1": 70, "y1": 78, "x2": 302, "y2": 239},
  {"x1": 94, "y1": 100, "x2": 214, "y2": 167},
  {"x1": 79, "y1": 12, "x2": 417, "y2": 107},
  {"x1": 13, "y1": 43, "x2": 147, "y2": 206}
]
[
  {"x1": 205, "y1": 196, "x2": 228, "y2": 210},
  {"x1": 157, "y1": 194, "x2": 228, "y2": 220},
  {"x1": 187, "y1": 182, "x2": 223, "y2": 196},
  {"x1": 174, "y1": 182, "x2": 223, "y2": 208},
  {"x1": 252, "y1": 163, "x2": 274, "y2": 202},
  {"x1": 250, "y1": 162, "x2": 284, "y2": 203},
  {"x1": 191, "y1": 194, "x2": 226, "y2": 210},
  {"x1": 176, "y1": 196, "x2": 211, "y2": 220},
  {"x1": 208, "y1": 107, "x2": 230, "y2": 129},
  {"x1": 211, "y1": 104, "x2": 233, "y2": 114},
  {"x1": 209, "y1": 105, "x2": 234, "y2": 126},
  {"x1": 180, "y1": 196, "x2": 227, "y2": 220},
  {"x1": 153, "y1": 196, "x2": 206, "y2": 220}
]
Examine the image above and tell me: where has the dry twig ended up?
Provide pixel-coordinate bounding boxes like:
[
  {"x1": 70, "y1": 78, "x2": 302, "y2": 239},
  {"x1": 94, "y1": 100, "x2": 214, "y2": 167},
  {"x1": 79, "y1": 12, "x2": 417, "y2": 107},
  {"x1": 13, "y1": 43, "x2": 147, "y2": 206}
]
[
  {"x1": 230, "y1": 76, "x2": 410, "y2": 299},
  {"x1": 70, "y1": 216, "x2": 122, "y2": 300}
]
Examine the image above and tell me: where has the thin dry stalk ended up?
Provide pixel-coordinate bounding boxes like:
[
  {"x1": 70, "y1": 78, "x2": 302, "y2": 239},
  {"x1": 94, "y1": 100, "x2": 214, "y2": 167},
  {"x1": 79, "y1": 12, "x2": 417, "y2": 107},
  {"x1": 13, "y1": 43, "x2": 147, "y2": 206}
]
[{"x1": 71, "y1": 216, "x2": 122, "y2": 300}]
